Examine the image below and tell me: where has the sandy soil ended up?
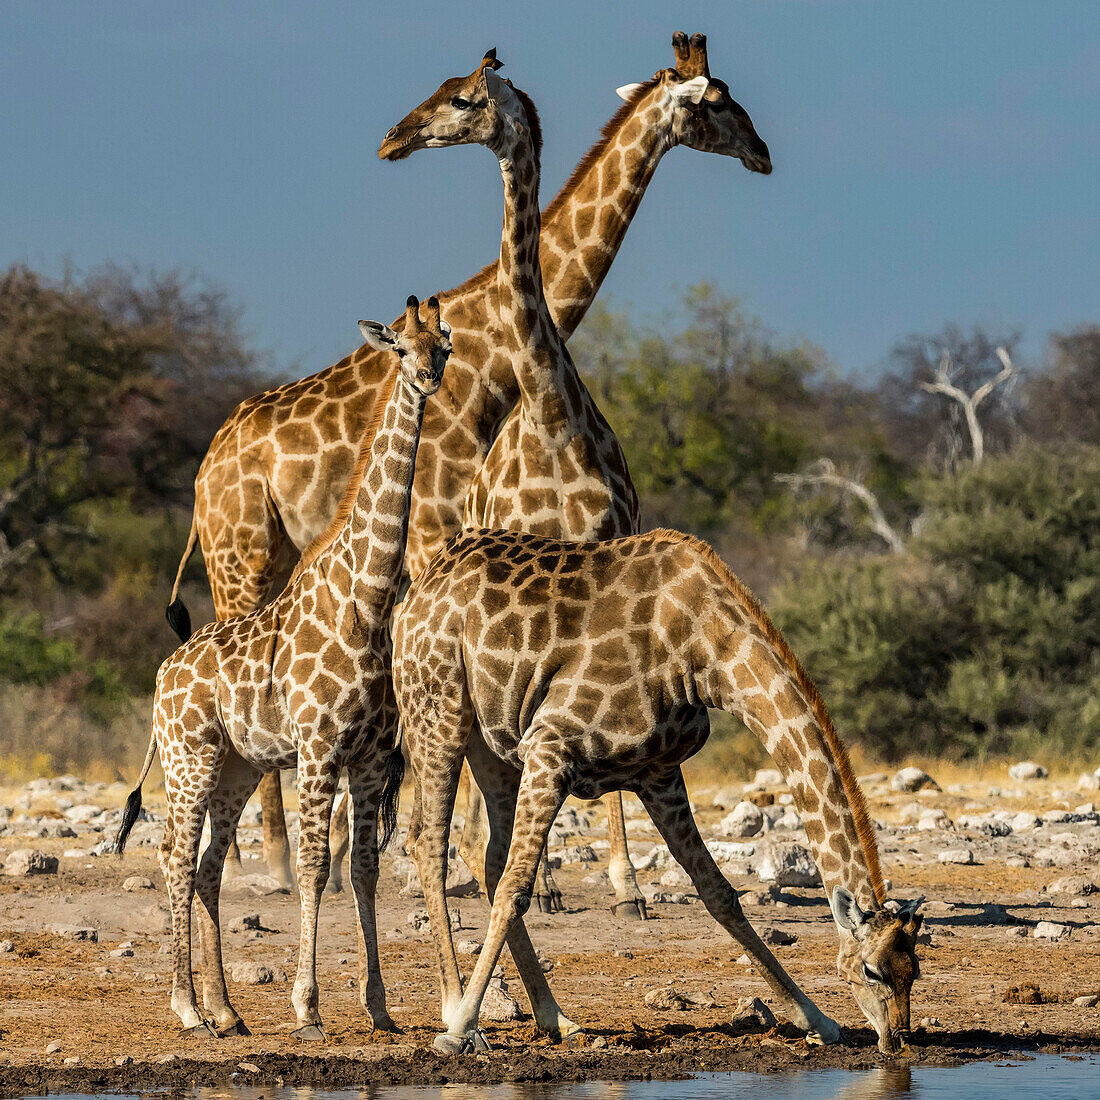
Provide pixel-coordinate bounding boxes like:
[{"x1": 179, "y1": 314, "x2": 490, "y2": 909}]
[{"x1": 0, "y1": 772, "x2": 1098, "y2": 1094}]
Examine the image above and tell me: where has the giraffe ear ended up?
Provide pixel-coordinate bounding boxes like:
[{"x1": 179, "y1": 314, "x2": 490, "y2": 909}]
[
  {"x1": 439, "y1": 320, "x2": 452, "y2": 338},
  {"x1": 616, "y1": 82, "x2": 645, "y2": 101},
  {"x1": 830, "y1": 886, "x2": 870, "y2": 936},
  {"x1": 358, "y1": 320, "x2": 398, "y2": 352},
  {"x1": 484, "y1": 66, "x2": 504, "y2": 102},
  {"x1": 669, "y1": 74, "x2": 709, "y2": 105}
]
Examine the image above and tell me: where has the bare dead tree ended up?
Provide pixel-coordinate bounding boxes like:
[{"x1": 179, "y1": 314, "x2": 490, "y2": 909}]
[
  {"x1": 919, "y1": 347, "x2": 1016, "y2": 465},
  {"x1": 776, "y1": 459, "x2": 906, "y2": 553}
]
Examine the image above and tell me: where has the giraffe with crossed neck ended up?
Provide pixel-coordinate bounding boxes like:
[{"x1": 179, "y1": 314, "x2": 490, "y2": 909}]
[
  {"x1": 162, "y1": 32, "x2": 771, "y2": 892},
  {"x1": 116, "y1": 297, "x2": 451, "y2": 1040},
  {"x1": 374, "y1": 36, "x2": 767, "y2": 919},
  {"x1": 392, "y1": 527, "x2": 924, "y2": 1055}
]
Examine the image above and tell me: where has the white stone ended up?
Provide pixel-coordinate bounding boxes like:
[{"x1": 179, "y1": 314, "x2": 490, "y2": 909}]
[
  {"x1": 480, "y1": 985, "x2": 522, "y2": 1021},
  {"x1": 227, "y1": 961, "x2": 284, "y2": 984},
  {"x1": 892, "y1": 768, "x2": 938, "y2": 793},
  {"x1": 2, "y1": 849, "x2": 58, "y2": 876},
  {"x1": 63, "y1": 805, "x2": 103, "y2": 823},
  {"x1": 660, "y1": 866, "x2": 693, "y2": 888},
  {"x1": 718, "y1": 802, "x2": 763, "y2": 839},
  {"x1": 1009, "y1": 761, "x2": 1048, "y2": 781},
  {"x1": 710, "y1": 787, "x2": 742, "y2": 810},
  {"x1": 750, "y1": 769, "x2": 784, "y2": 790},
  {"x1": 706, "y1": 840, "x2": 756, "y2": 863},
  {"x1": 938, "y1": 848, "x2": 975, "y2": 865},
  {"x1": 1078, "y1": 773, "x2": 1100, "y2": 792},
  {"x1": 1033, "y1": 921, "x2": 1069, "y2": 940},
  {"x1": 223, "y1": 873, "x2": 290, "y2": 896},
  {"x1": 51, "y1": 925, "x2": 97, "y2": 942},
  {"x1": 898, "y1": 802, "x2": 924, "y2": 825},
  {"x1": 756, "y1": 842, "x2": 821, "y2": 887},
  {"x1": 122, "y1": 876, "x2": 156, "y2": 892},
  {"x1": 774, "y1": 811, "x2": 803, "y2": 830},
  {"x1": 918, "y1": 809, "x2": 951, "y2": 831},
  {"x1": 1011, "y1": 812, "x2": 1041, "y2": 832}
]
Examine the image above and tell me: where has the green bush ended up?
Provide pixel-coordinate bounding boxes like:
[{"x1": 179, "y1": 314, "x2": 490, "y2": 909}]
[{"x1": 770, "y1": 446, "x2": 1100, "y2": 763}]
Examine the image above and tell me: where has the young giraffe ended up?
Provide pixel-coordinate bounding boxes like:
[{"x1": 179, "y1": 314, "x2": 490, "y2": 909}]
[
  {"x1": 392, "y1": 529, "x2": 924, "y2": 1055},
  {"x1": 115, "y1": 297, "x2": 452, "y2": 1038},
  {"x1": 165, "y1": 32, "x2": 771, "y2": 889},
  {"x1": 377, "y1": 52, "x2": 687, "y2": 920}
]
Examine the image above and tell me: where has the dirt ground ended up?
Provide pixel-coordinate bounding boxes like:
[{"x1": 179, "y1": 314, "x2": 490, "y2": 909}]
[{"x1": 1, "y1": 773, "x2": 1098, "y2": 1095}]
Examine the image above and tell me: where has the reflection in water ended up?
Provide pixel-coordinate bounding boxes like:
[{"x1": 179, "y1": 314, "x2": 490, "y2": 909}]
[{"x1": 39, "y1": 1055, "x2": 1100, "y2": 1100}]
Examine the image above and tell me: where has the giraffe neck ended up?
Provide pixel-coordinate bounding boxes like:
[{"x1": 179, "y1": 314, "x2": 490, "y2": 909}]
[
  {"x1": 492, "y1": 109, "x2": 572, "y2": 427},
  {"x1": 693, "y1": 594, "x2": 884, "y2": 912},
  {"x1": 328, "y1": 374, "x2": 426, "y2": 622},
  {"x1": 539, "y1": 84, "x2": 672, "y2": 338}
]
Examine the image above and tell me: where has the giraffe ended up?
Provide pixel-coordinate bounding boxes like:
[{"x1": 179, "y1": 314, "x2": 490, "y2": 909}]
[
  {"x1": 164, "y1": 32, "x2": 771, "y2": 888},
  {"x1": 391, "y1": 528, "x2": 924, "y2": 1055},
  {"x1": 377, "y1": 51, "x2": 668, "y2": 920},
  {"x1": 114, "y1": 296, "x2": 451, "y2": 1039}
]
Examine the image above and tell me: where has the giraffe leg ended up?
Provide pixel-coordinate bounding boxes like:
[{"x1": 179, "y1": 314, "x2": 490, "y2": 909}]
[
  {"x1": 533, "y1": 848, "x2": 564, "y2": 914},
  {"x1": 345, "y1": 760, "x2": 395, "y2": 1030},
  {"x1": 605, "y1": 791, "x2": 646, "y2": 920},
  {"x1": 162, "y1": 754, "x2": 221, "y2": 1035},
  {"x1": 290, "y1": 752, "x2": 339, "y2": 1038},
  {"x1": 434, "y1": 738, "x2": 569, "y2": 1053},
  {"x1": 409, "y1": 740, "x2": 467, "y2": 1027},
  {"x1": 195, "y1": 754, "x2": 262, "y2": 1036},
  {"x1": 258, "y1": 770, "x2": 293, "y2": 888},
  {"x1": 636, "y1": 767, "x2": 843, "y2": 1045},
  {"x1": 457, "y1": 769, "x2": 489, "y2": 895},
  {"x1": 465, "y1": 733, "x2": 578, "y2": 1037},
  {"x1": 326, "y1": 788, "x2": 350, "y2": 895}
]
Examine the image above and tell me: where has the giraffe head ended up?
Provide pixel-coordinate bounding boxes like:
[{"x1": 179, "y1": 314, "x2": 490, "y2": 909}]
[
  {"x1": 616, "y1": 31, "x2": 771, "y2": 174},
  {"x1": 831, "y1": 887, "x2": 923, "y2": 1054},
  {"x1": 358, "y1": 295, "x2": 452, "y2": 397},
  {"x1": 378, "y1": 50, "x2": 537, "y2": 163}
]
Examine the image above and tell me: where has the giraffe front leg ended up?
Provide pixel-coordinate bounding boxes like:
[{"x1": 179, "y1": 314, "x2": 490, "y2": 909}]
[
  {"x1": 605, "y1": 791, "x2": 646, "y2": 920},
  {"x1": 466, "y1": 735, "x2": 579, "y2": 1040},
  {"x1": 290, "y1": 755, "x2": 339, "y2": 1040},
  {"x1": 636, "y1": 768, "x2": 843, "y2": 1045},
  {"x1": 435, "y1": 740, "x2": 570, "y2": 1054},
  {"x1": 346, "y1": 760, "x2": 396, "y2": 1030},
  {"x1": 326, "y1": 787, "x2": 351, "y2": 895},
  {"x1": 195, "y1": 757, "x2": 261, "y2": 1036}
]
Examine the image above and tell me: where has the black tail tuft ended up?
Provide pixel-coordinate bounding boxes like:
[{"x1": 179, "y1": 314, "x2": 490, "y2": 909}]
[
  {"x1": 114, "y1": 786, "x2": 144, "y2": 854},
  {"x1": 378, "y1": 747, "x2": 405, "y2": 853},
  {"x1": 165, "y1": 598, "x2": 192, "y2": 642}
]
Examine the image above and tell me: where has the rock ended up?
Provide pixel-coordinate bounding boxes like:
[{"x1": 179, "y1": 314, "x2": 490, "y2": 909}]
[
  {"x1": 480, "y1": 985, "x2": 522, "y2": 1022},
  {"x1": 122, "y1": 876, "x2": 156, "y2": 892},
  {"x1": 958, "y1": 815, "x2": 1011, "y2": 836},
  {"x1": 756, "y1": 842, "x2": 821, "y2": 887},
  {"x1": 644, "y1": 986, "x2": 715, "y2": 1011},
  {"x1": 561, "y1": 844, "x2": 598, "y2": 864},
  {"x1": 238, "y1": 1061, "x2": 261, "y2": 1072},
  {"x1": 718, "y1": 801, "x2": 764, "y2": 839},
  {"x1": 138, "y1": 904, "x2": 171, "y2": 935},
  {"x1": 407, "y1": 909, "x2": 429, "y2": 932},
  {"x1": 918, "y1": 808, "x2": 951, "y2": 831},
  {"x1": 0, "y1": 940, "x2": 14, "y2": 952},
  {"x1": 660, "y1": 865, "x2": 692, "y2": 888},
  {"x1": 64, "y1": 805, "x2": 104, "y2": 823},
  {"x1": 747, "y1": 769, "x2": 785, "y2": 791},
  {"x1": 1033, "y1": 921, "x2": 1069, "y2": 940},
  {"x1": 227, "y1": 961, "x2": 280, "y2": 984},
  {"x1": 892, "y1": 768, "x2": 939, "y2": 793},
  {"x1": 50, "y1": 925, "x2": 98, "y2": 942},
  {"x1": 760, "y1": 927, "x2": 797, "y2": 946},
  {"x1": 897, "y1": 802, "x2": 924, "y2": 825},
  {"x1": 227, "y1": 913, "x2": 264, "y2": 932},
  {"x1": 706, "y1": 840, "x2": 756, "y2": 863},
  {"x1": 938, "y1": 847, "x2": 975, "y2": 865},
  {"x1": 711, "y1": 787, "x2": 742, "y2": 810},
  {"x1": 645, "y1": 890, "x2": 694, "y2": 905},
  {"x1": 45, "y1": 1041, "x2": 62, "y2": 1054},
  {"x1": 1011, "y1": 812, "x2": 1041, "y2": 832},
  {"x1": 633, "y1": 844, "x2": 673, "y2": 872},
  {"x1": 731, "y1": 996, "x2": 776, "y2": 1028},
  {"x1": 2, "y1": 849, "x2": 59, "y2": 876},
  {"x1": 457, "y1": 939, "x2": 482, "y2": 955},
  {"x1": 1074, "y1": 994, "x2": 1100, "y2": 1007},
  {"x1": 110, "y1": 947, "x2": 134, "y2": 958},
  {"x1": 1078, "y1": 773, "x2": 1100, "y2": 792},
  {"x1": 223, "y1": 873, "x2": 290, "y2": 896},
  {"x1": 1041, "y1": 810, "x2": 1076, "y2": 824},
  {"x1": 1009, "y1": 761, "x2": 1048, "y2": 781},
  {"x1": 1046, "y1": 875, "x2": 1098, "y2": 897},
  {"x1": 773, "y1": 811, "x2": 803, "y2": 831}
]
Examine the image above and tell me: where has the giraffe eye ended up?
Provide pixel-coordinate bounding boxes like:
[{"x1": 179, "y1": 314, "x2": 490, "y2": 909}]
[
  {"x1": 451, "y1": 96, "x2": 472, "y2": 109},
  {"x1": 862, "y1": 962, "x2": 885, "y2": 984},
  {"x1": 395, "y1": 348, "x2": 406, "y2": 358}
]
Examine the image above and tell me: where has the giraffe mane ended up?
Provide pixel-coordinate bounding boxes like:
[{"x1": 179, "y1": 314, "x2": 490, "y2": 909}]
[
  {"x1": 285, "y1": 368, "x2": 399, "y2": 587},
  {"x1": 647, "y1": 528, "x2": 887, "y2": 907},
  {"x1": 434, "y1": 79, "x2": 659, "y2": 304}
]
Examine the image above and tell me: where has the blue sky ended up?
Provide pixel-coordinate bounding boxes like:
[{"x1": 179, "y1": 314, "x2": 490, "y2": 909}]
[{"x1": 2, "y1": 1, "x2": 1096, "y2": 380}]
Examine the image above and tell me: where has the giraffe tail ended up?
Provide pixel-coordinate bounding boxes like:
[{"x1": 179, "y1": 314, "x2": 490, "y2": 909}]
[
  {"x1": 166, "y1": 512, "x2": 198, "y2": 642},
  {"x1": 378, "y1": 732, "x2": 406, "y2": 853},
  {"x1": 113, "y1": 728, "x2": 158, "y2": 855}
]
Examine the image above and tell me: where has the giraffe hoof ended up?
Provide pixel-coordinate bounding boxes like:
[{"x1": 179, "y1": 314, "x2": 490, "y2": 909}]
[
  {"x1": 806, "y1": 1019, "x2": 844, "y2": 1046},
  {"x1": 433, "y1": 1032, "x2": 475, "y2": 1055},
  {"x1": 216, "y1": 1019, "x2": 251, "y2": 1037},
  {"x1": 611, "y1": 898, "x2": 647, "y2": 921},
  {"x1": 181, "y1": 1021, "x2": 218, "y2": 1039},
  {"x1": 366, "y1": 1010, "x2": 398, "y2": 1032},
  {"x1": 292, "y1": 1024, "x2": 327, "y2": 1042},
  {"x1": 471, "y1": 1028, "x2": 492, "y2": 1052},
  {"x1": 534, "y1": 893, "x2": 555, "y2": 914}
]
